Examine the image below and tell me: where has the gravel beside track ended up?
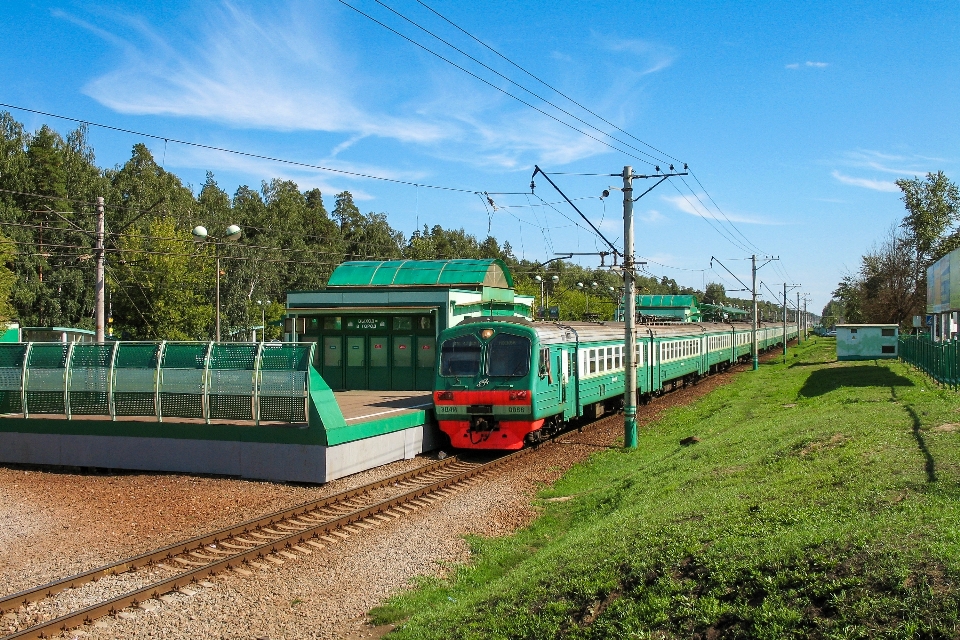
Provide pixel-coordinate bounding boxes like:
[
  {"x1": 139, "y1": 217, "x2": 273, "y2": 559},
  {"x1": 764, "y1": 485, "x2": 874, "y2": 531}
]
[{"x1": 1, "y1": 360, "x2": 753, "y2": 640}]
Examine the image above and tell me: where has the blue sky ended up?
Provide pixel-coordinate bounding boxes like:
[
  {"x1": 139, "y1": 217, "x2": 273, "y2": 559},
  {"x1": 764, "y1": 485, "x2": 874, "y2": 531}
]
[{"x1": 2, "y1": 1, "x2": 959, "y2": 313}]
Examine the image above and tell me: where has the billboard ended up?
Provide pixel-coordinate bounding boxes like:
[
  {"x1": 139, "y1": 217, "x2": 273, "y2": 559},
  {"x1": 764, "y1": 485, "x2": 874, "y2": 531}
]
[{"x1": 926, "y1": 247, "x2": 960, "y2": 313}]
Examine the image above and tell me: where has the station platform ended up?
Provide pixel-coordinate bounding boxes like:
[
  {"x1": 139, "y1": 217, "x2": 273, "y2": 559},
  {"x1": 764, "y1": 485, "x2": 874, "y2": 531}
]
[{"x1": 0, "y1": 342, "x2": 442, "y2": 484}]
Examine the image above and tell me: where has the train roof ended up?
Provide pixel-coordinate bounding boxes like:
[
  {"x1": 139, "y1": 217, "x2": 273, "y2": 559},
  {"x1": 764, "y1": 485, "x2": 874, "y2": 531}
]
[{"x1": 456, "y1": 316, "x2": 793, "y2": 345}]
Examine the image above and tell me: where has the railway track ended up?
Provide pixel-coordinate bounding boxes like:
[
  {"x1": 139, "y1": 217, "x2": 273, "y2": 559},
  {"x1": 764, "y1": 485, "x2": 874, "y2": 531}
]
[{"x1": 0, "y1": 450, "x2": 523, "y2": 640}]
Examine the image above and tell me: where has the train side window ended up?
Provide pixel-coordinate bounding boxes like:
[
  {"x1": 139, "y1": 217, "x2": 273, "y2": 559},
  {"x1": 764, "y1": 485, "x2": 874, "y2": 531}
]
[
  {"x1": 589, "y1": 349, "x2": 597, "y2": 374},
  {"x1": 606, "y1": 347, "x2": 613, "y2": 371},
  {"x1": 538, "y1": 347, "x2": 551, "y2": 378}
]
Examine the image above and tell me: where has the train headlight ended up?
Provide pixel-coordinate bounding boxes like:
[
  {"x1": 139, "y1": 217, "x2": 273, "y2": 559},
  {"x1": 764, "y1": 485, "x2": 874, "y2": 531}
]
[
  {"x1": 480, "y1": 329, "x2": 495, "y2": 340},
  {"x1": 437, "y1": 391, "x2": 454, "y2": 401}
]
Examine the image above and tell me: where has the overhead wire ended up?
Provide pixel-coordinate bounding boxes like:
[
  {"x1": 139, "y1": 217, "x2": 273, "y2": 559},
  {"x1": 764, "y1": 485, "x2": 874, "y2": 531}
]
[
  {"x1": 332, "y1": 0, "x2": 662, "y2": 167},
  {"x1": 0, "y1": 103, "x2": 480, "y2": 194},
  {"x1": 412, "y1": 0, "x2": 680, "y2": 164},
  {"x1": 667, "y1": 181, "x2": 753, "y2": 254},
  {"x1": 369, "y1": 0, "x2": 666, "y2": 166}
]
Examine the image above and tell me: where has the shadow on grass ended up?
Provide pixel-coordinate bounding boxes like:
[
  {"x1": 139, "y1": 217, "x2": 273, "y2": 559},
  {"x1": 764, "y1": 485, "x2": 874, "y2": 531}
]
[
  {"x1": 798, "y1": 366, "x2": 914, "y2": 398},
  {"x1": 903, "y1": 404, "x2": 937, "y2": 483}
]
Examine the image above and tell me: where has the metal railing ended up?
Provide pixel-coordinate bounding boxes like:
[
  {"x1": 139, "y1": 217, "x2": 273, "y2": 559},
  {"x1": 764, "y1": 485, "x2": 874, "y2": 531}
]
[
  {"x1": 898, "y1": 335, "x2": 960, "y2": 389},
  {"x1": 0, "y1": 341, "x2": 316, "y2": 424}
]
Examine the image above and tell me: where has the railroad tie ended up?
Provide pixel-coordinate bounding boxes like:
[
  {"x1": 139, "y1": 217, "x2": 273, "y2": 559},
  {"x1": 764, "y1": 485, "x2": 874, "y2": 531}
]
[
  {"x1": 173, "y1": 558, "x2": 207, "y2": 567},
  {"x1": 204, "y1": 546, "x2": 234, "y2": 556}
]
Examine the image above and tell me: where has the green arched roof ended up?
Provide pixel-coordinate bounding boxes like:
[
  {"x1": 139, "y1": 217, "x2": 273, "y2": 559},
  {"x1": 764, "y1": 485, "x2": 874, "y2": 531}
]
[{"x1": 327, "y1": 259, "x2": 514, "y2": 288}]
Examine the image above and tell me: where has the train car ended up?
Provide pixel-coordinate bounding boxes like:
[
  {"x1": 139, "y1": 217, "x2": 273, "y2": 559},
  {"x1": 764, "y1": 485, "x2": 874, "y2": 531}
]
[{"x1": 434, "y1": 317, "x2": 798, "y2": 450}]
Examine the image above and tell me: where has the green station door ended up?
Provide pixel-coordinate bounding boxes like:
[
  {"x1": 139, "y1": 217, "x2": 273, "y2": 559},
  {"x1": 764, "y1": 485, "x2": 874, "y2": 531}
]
[{"x1": 312, "y1": 314, "x2": 436, "y2": 391}]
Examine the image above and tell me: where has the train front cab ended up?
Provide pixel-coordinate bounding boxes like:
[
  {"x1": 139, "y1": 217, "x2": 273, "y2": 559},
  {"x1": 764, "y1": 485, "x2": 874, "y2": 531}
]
[{"x1": 434, "y1": 324, "x2": 560, "y2": 450}]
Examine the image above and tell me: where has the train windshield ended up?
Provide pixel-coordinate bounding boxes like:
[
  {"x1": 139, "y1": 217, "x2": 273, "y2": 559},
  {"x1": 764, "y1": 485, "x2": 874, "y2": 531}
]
[
  {"x1": 487, "y1": 334, "x2": 531, "y2": 377},
  {"x1": 439, "y1": 335, "x2": 482, "y2": 376}
]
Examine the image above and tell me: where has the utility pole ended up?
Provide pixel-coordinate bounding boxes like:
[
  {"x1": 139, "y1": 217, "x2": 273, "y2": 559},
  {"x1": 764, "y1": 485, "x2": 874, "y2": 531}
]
[
  {"x1": 782, "y1": 282, "x2": 787, "y2": 356},
  {"x1": 752, "y1": 255, "x2": 758, "y2": 370},
  {"x1": 622, "y1": 166, "x2": 637, "y2": 449},
  {"x1": 95, "y1": 196, "x2": 105, "y2": 343},
  {"x1": 531, "y1": 163, "x2": 686, "y2": 450},
  {"x1": 781, "y1": 282, "x2": 800, "y2": 355},
  {"x1": 797, "y1": 291, "x2": 802, "y2": 343},
  {"x1": 215, "y1": 247, "x2": 222, "y2": 343}
]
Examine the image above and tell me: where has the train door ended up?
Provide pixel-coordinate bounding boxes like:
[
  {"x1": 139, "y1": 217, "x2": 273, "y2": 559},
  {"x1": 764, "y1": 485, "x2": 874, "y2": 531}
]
[
  {"x1": 321, "y1": 336, "x2": 344, "y2": 390},
  {"x1": 368, "y1": 335, "x2": 390, "y2": 390},
  {"x1": 562, "y1": 348, "x2": 576, "y2": 419},
  {"x1": 415, "y1": 336, "x2": 436, "y2": 391},
  {"x1": 392, "y1": 335, "x2": 414, "y2": 390},
  {"x1": 344, "y1": 336, "x2": 366, "y2": 390}
]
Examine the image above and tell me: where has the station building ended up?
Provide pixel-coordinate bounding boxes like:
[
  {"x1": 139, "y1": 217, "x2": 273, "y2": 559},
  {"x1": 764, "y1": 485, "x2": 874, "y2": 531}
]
[{"x1": 283, "y1": 259, "x2": 533, "y2": 391}]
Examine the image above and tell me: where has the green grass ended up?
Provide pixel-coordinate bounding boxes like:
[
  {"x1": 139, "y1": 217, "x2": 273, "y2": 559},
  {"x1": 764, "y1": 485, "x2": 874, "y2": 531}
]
[{"x1": 371, "y1": 339, "x2": 960, "y2": 639}]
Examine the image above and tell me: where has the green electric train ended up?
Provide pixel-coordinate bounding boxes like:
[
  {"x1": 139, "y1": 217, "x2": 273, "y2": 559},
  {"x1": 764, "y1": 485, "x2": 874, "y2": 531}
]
[{"x1": 434, "y1": 317, "x2": 799, "y2": 450}]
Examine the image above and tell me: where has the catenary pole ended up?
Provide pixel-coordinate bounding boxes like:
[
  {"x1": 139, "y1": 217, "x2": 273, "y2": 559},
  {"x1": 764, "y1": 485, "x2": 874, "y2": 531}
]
[
  {"x1": 797, "y1": 292, "x2": 801, "y2": 343},
  {"x1": 752, "y1": 255, "x2": 759, "y2": 370},
  {"x1": 215, "y1": 249, "x2": 221, "y2": 343},
  {"x1": 783, "y1": 282, "x2": 788, "y2": 356},
  {"x1": 623, "y1": 166, "x2": 637, "y2": 449},
  {"x1": 95, "y1": 196, "x2": 105, "y2": 343}
]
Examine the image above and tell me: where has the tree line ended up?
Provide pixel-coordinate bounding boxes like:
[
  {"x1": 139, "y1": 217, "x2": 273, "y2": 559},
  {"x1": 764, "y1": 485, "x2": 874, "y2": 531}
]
[
  {"x1": 0, "y1": 113, "x2": 787, "y2": 340},
  {"x1": 826, "y1": 171, "x2": 960, "y2": 329}
]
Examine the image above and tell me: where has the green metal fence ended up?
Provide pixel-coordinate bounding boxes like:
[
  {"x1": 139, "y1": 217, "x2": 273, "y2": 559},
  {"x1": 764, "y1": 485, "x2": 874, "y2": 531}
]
[
  {"x1": 898, "y1": 335, "x2": 960, "y2": 388},
  {"x1": 0, "y1": 341, "x2": 315, "y2": 424}
]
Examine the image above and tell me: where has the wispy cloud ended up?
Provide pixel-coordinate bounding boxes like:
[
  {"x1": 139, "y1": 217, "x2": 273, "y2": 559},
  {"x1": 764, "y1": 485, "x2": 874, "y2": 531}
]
[
  {"x1": 74, "y1": 3, "x2": 449, "y2": 144},
  {"x1": 60, "y1": 1, "x2": 664, "y2": 174},
  {"x1": 786, "y1": 61, "x2": 829, "y2": 69},
  {"x1": 830, "y1": 170, "x2": 900, "y2": 192},
  {"x1": 662, "y1": 195, "x2": 780, "y2": 225},
  {"x1": 829, "y1": 149, "x2": 949, "y2": 192},
  {"x1": 602, "y1": 37, "x2": 676, "y2": 75},
  {"x1": 839, "y1": 149, "x2": 944, "y2": 175}
]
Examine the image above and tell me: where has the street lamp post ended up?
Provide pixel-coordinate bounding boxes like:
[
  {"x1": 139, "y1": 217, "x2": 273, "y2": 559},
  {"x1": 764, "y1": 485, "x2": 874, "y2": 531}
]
[
  {"x1": 193, "y1": 224, "x2": 241, "y2": 342},
  {"x1": 257, "y1": 299, "x2": 271, "y2": 342},
  {"x1": 534, "y1": 275, "x2": 543, "y2": 319},
  {"x1": 550, "y1": 275, "x2": 559, "y2": 313}
]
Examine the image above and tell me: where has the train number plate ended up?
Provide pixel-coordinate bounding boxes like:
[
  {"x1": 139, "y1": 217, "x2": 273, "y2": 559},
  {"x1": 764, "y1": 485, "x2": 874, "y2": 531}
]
[
  {"x1": 435, "y1": 406, "x2": 459, "y2": 414},
  {"x1": 467, "y1": 405, "x2": 493, "y2": 414},
  {"x1": 506, "y1": 406, "x2": 526, "y2": 414}
]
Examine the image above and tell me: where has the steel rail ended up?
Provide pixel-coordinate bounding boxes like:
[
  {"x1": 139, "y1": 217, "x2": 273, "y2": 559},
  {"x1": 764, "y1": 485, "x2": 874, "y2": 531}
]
[
  {"x1": 2, "y1": 449, "x2": 525, "y2": 640},
  {"x1": 0, "y1": 454, "x2": 476, "y2": 615}
]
